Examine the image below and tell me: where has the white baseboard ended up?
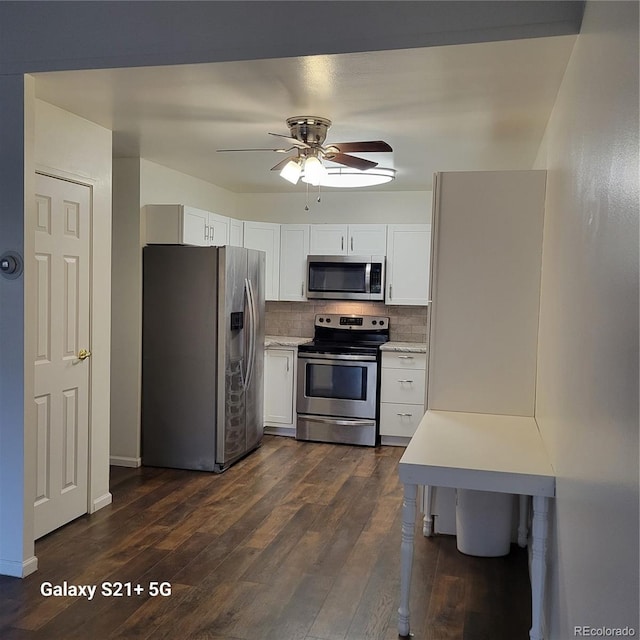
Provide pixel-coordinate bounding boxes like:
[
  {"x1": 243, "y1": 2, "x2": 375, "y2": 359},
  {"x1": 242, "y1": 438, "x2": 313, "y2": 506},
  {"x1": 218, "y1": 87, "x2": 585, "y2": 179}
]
[
  {"x1": 109, "y1": 455, "x2": 141, "y2": 468},
  {"x1": 263, "y1": 426, "x2": 295, "y2": 437},
  {"x1": 380, "y1": 435, "x2": 410, "y2": 447},
  {"x1": 0, "y1": 555, "x2": 38, "y2": 578},
  {"x1": 91, "y1": 492, "x2": 112, "y2": 514}
]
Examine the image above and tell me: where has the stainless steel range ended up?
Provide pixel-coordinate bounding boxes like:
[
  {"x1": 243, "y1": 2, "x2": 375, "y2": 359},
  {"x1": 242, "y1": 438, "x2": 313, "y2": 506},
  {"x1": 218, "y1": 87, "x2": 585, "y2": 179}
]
[{"x1": 296, "y1": 314, "x2": 389, "y2": 446}]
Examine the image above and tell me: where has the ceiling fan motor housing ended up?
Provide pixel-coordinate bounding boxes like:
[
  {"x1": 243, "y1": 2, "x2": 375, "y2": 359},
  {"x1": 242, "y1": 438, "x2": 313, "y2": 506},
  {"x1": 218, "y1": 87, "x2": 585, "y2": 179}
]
[{"x1": 286, "y1": 116, "x2": 332, "y2": 147}]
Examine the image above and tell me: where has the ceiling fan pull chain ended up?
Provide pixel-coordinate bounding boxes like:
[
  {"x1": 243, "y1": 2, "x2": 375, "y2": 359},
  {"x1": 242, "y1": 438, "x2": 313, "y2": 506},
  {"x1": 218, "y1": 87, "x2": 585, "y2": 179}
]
[
  {"x1": 305, "y1": 181, "x2": 310, "y2": 212},
  {"x1": 317, "y1": 183, "x2": 321, "y2": 203}
]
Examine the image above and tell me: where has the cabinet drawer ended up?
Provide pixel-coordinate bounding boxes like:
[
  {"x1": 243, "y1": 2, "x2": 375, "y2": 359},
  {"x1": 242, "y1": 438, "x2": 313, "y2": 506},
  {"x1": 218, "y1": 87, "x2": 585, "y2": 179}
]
[
  {"x1": 382, "y1": 352, "x2": 427, "y2": 369},
  {"x1": 380, "y1": 403, "x2": 425, "y2": 437},
  {"x1": 381, "y1": 368, "x2": 426, "y2": 404}
]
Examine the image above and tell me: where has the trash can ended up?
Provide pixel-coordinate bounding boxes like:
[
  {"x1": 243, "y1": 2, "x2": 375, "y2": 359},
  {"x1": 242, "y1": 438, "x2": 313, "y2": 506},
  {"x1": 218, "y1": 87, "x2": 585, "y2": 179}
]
[{"x1": 455, "y1": 488, "x2": 513, "y2": 557}]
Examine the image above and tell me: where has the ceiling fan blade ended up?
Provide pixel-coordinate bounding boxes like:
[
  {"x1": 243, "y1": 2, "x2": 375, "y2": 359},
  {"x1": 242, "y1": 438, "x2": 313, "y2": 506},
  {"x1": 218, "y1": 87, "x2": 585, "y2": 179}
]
[
  {"x1": 268, "y1": 132, "x2": 310, "y2": 149},
  {"x1": 327, "y1": 141, "x2": 392, "y2": 153},
  {"x1": 270, "y1": 156, "x2": 298, "y2": 171},
  {"x1": 217, "y1": 147, "x2": 291, "y2": 153},
  {"x1": 326, "y1": 153, "x2": 379, "y2": 171}
]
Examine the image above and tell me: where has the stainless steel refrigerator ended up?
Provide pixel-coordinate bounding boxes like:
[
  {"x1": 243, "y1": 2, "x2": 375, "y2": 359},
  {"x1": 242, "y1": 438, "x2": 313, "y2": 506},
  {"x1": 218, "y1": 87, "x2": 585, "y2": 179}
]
[{"x1": 141, "y1": 245, "x2": 265, "y2": 472}]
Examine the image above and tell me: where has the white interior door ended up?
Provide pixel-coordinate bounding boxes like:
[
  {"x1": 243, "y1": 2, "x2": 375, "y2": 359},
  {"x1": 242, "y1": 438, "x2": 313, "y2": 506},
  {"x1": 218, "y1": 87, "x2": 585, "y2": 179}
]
[{"x1": 33, "y1": 173, "x2": 91, "y2": 539}]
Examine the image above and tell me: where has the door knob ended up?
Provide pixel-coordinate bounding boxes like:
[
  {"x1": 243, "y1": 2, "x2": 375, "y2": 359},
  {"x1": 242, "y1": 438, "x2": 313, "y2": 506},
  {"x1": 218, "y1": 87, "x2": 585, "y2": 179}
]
[{"x1": 77, "y1": 349, "x2": 91, "y2": 361}]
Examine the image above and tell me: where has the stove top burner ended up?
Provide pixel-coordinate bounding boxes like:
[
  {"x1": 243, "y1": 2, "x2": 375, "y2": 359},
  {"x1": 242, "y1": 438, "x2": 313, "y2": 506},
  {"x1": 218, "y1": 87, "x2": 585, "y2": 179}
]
[{"x1": 300, "y1": 314, "x2": 390, "y2": 355}]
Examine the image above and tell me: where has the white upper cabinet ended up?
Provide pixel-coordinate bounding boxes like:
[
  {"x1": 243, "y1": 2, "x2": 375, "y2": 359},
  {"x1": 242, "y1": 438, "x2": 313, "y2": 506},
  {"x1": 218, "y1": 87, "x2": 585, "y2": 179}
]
[
  {"x1": 385, "y1": 224, "x2": 431, "y2": 306},
  {"x1": 309, "y1": 224, "x2": 348, "y2": 255},
  {"x1": 309, "y1": 224, "x2": 387, "y2": 256},
  {"x1": 229, "y1": 218, "x2": 244, "y2": 247},
  {"x1": 243, "y1": 221, "x2": 281, "y2": 301},
  {"x1": 349, "y1": 224, "x2": 387, "y2": 255},
  {"x1": 145, "y1": 204, "x2": 231, "y2": 246},
  {"x1": 279, "y1": 224, "x2": 310, "y2": 301},
  {"x1": 206, "y1": 211, "x2": 231, "y2": 247},
  {"x1": 180, "y1": 206, "x2": 208, "y2": 245}
]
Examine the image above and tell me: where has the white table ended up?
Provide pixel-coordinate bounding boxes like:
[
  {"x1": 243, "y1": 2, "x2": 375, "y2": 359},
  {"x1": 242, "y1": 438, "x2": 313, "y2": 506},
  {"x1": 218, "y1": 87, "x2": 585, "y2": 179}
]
[{"x1": 398, "y1": 410, "x2": 555, "y2": 640}]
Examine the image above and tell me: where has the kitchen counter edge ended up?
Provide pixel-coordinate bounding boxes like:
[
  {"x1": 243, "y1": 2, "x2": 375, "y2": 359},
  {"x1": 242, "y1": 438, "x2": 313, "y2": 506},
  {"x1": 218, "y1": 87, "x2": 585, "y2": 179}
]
[
  {"x1": 265, "y1": 335, "x2": 312, "y2": 348},
  {"x1": 380, "y1": 341, "x2": 427, "y2": 353}
]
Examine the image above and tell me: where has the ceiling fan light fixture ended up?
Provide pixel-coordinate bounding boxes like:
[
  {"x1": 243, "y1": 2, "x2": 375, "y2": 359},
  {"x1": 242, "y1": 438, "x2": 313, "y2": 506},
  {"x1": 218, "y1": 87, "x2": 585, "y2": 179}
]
[
  {"x1": 279, "y1": 158, "x2": 302, "y2": 184},
  {"x1": 302, "y1": 166, "x2": 396, "y2": 188},
  {"x1": 302, "y1": 155, "x2": 327, "y2": 186}
]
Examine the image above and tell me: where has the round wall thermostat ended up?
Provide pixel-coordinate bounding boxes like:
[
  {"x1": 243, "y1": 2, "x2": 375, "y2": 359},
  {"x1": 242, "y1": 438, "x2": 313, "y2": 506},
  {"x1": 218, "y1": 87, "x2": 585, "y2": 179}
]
[{"x1": 0, "y1": 251, "x2": 24, "y2": 280}]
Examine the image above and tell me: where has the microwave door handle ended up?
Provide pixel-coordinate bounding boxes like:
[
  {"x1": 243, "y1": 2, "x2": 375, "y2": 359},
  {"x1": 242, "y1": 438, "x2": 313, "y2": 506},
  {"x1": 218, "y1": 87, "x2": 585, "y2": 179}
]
[{"x1": 365, "y1": 262, "x2": 372, "y2": 294}]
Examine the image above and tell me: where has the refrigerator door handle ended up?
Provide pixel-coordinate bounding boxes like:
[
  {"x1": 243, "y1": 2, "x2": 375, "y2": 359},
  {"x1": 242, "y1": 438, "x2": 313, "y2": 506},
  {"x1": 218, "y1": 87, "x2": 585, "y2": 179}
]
[
  {"x1": 241, "y1": 277, "x2": 251, "y2": 388},
  {"x1": 245, "y1": 277, "x2": 257, "y2": 389}
]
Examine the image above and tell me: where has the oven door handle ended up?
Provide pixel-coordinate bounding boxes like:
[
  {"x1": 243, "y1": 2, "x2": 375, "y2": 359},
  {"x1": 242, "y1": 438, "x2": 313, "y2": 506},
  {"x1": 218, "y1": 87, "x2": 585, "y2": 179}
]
[
  {"x1": 297, "y1": 353, "x2": 377, "y2": 362},
  {"x1": 298, "y1": 415, "x2": 377, "y2": 427}
]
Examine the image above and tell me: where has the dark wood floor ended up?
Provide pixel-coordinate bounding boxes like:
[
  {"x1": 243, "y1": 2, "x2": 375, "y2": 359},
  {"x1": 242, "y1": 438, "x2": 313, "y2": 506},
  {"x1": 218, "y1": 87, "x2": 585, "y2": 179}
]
[{"x1": 0, "y1": 436, "x2": 530, "y2": 640}]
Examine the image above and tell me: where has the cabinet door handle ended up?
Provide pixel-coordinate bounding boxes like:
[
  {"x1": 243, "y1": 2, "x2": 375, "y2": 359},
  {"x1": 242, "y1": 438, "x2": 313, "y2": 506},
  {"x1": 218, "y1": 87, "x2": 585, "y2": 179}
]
[
  {"x1": 397, "y1": 413, "x2": 413, "y2": 417},
  {"x1": 389, "y1": 284, "x2": 393, "y2": 299},
  {"x1": 286, "y1": 359, "x2": 290, "y2": 373},
  {"x1": 341, "y1": 236, "x2": 344, "y2": 251},
  {"x1": 397, "y1": 379, "x2": 414, "y2": 384},
  {"x1": 398, "y1": 355, "x2": 414, "y2": 359},
  {"x1": 301, "y1": 282, "x2": 304, "y2": 296},
  {"x1": 204, "y1": 224, "x2": 209, "y2": 241},
  {"x1": 350, "y1": 236, "x2": 354, "y2": 252}
]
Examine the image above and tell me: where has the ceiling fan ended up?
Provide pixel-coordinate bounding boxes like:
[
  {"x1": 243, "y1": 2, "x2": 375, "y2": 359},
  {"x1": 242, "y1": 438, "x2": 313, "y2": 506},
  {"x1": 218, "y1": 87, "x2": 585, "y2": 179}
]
[{"x1": 217, "y1": 116, "x2": 393, "y2": 185}]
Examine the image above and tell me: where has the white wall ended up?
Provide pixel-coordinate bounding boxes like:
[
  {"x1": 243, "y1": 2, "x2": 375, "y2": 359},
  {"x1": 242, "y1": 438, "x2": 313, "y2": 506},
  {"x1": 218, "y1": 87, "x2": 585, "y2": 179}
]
[
  {"x1": 0, "y1": 76, "x2": 35, "y2": 578},
  {"x1": 534, "y1": 2, "x2": 639, "y2": 637},
  {"x1": 237, "y1": 190, "x2": 431, "y2": 224},
  {"x1": 428, "y1": 170, "x2": 545, "y2": 417},
  {"x1": 139, "y1": 159, "x2": 238, "y2": 218},
  {"x1": 110, "y1": 159, "x2": 142, "y2": 466}
]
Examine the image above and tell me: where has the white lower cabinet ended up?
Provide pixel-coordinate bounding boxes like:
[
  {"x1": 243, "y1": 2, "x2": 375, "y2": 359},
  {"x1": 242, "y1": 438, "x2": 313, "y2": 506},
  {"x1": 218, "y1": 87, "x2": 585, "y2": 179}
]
[
  {"x1": 379, "y1": 351, "x2": 427, "y2": 444},
  {"x1": 264, "y1": 348, "x2": 296, "y2": 435}
]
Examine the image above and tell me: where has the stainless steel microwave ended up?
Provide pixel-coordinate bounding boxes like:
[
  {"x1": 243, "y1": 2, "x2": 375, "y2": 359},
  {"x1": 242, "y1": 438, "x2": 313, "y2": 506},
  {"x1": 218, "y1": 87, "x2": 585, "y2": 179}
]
[{"x1": 306, "y1": 255, "x2": 385, "y2": 301}]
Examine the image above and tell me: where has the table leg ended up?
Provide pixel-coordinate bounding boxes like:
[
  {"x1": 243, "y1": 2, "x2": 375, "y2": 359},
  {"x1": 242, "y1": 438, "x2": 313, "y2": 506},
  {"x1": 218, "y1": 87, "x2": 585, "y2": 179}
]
[
  {"x1": 398, "y1": 482, "x2": 417, "y2": 637},
  {"x1": 518, "y1": 495, "x2": 529, "y2": 548},
  {"x1": 423, "y1": 485, "x2": 434, "y2": 537},
  {"x1": 529, "y1": 495, "x2": 550, "y2": 640}
]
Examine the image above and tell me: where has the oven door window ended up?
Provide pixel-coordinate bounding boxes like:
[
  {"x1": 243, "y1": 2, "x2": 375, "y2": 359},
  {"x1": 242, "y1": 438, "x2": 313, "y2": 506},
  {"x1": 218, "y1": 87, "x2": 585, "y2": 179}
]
[
  {"x1": 305, "y1": 362, "x2": 367, "y2": 401},
  {"x1": 308, "y1": 262, "x2": 367, "y2": 294}
]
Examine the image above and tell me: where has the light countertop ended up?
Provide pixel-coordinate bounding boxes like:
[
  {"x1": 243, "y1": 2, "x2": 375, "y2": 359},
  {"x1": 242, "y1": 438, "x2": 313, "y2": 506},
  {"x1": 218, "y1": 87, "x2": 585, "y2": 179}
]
[
  {"x1": 265, "y1": 335, "x2": 312, "y2": 348},
  {"x1": 381, "y1": 341, "x2": 428, "y2": 353},
  {"x1": 399, "y1": 409, "x2": 555, "y2": 496}
]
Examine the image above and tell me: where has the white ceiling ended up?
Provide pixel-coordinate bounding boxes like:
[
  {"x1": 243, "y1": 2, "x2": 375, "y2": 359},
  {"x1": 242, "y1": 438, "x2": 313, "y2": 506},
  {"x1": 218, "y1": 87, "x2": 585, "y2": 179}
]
[{"x1": 33, "y1": 35, "x2": 576, "y2": 193}]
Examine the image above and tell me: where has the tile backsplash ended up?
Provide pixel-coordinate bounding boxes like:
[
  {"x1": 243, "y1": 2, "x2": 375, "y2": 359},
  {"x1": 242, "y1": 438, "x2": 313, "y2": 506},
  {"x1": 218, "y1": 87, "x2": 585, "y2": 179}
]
[{"x1": 265, "y1": 301, "x2": 428, "y2": 343}]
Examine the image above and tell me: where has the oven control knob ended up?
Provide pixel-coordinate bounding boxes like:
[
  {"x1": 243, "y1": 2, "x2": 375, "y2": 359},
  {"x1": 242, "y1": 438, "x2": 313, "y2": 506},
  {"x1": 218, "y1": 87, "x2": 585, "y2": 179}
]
[
  {"x1": 379, "y1": 320, "x2": 385, "y2": 326},
  {"x1": 326, "y1": 318, "x2": 331, "y2": 323},
  {"x1": 372, "y1": 320, "x2": 377, "y2": 325},
  {"x1": 319, "y1": 317, "x2": 324, "y2": 322}
]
